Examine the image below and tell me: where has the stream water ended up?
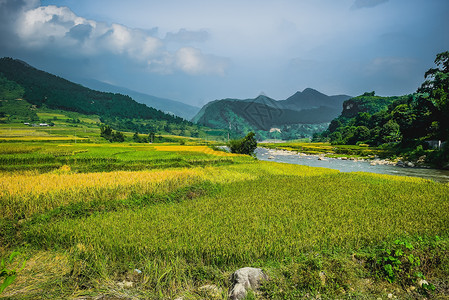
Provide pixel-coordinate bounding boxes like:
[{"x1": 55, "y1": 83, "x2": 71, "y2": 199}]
[{"x1": 255, "y1": 147, "x2": 449, "y2": 183}]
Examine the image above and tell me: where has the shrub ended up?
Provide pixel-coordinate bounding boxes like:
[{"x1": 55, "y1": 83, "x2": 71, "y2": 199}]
[{"x1": 228, "y1": 132, "x2": 257, "y2": 155}]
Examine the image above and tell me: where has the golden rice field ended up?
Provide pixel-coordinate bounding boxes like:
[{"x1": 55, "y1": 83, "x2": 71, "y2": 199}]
[
  {"x1": 1, "y1": 142, "x2": 449, "y2": 299},
  {"x1": 153, "y1": 145, "x2": 241, "y2": 156}
]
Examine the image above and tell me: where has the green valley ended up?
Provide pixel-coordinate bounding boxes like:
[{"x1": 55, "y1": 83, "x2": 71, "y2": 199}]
[{"x1": 1, "y1": 53, "x2": 449, "y2": 299}]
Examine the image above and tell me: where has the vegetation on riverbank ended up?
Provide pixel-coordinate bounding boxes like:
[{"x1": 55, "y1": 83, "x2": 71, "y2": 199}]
[
  {"x1": 1, "y1": 140, "x2": 448, "y2": 299},
  {"x1": 317, "y1": 51, "x2": 449, "y2": 169},
  {"x1": 259, "y1": 141, "x2": 389, "y2": 159}
]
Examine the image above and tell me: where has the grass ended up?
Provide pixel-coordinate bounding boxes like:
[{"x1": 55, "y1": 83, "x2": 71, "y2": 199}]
[{"x1": 1, "y1": 141, "x2": 448, "y2": 299}]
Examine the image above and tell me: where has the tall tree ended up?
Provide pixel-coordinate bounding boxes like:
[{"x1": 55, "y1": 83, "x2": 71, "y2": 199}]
[{"x1": 418, "y1": 51, "x2": 449, "y2": 140}]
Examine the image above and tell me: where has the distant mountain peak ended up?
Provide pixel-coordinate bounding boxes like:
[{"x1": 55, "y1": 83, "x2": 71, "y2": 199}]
[
  {"x1": 255, "y1": 94, "x2": 272, "y2": 100},
  {"x1": 302, "y1": 88, "x2": 324, "y2": 95}
]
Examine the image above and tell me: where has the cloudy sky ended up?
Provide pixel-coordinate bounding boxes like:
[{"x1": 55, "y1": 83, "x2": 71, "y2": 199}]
[{"x1": 1, "y1": 0, "x2": 448, "y2": 107}]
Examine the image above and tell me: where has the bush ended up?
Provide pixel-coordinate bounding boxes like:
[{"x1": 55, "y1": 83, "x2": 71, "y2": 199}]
[{"x1": 228, "y1": 132, "x2": 257, "y2": 155}]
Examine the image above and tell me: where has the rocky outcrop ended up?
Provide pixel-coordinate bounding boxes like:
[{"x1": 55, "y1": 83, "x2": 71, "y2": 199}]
[{"x1": 229, "y1": 267, "x2": 268, "y2": 300}]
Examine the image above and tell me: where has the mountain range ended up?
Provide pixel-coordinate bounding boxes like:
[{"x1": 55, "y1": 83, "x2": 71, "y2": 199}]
[
  {"x1": 1, "y1": 57, "x2": 353, "y2": 140},
  {"x1": 192, "y1": 89, "x2": 351, "y2": 136}
]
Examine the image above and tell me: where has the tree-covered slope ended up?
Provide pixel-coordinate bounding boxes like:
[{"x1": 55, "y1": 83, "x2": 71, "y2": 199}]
[
  {"x1": 319, "y1": 51, "x2": 449, "y2": 168},
  {"x1": 0, "y1": 57, "x2": 184, "y2": 124},
  {"x1": 320, "y1": 92, "x2": 408, "y2": 145}
]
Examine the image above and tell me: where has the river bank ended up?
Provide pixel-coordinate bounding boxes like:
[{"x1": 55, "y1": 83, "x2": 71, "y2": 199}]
[{"x1": 256, "y1": 147, "x2": 449, "y2": 183}]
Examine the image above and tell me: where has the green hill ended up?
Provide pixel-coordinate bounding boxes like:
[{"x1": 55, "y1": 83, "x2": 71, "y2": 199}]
[
  {"x1": 0, "y1": 57, "x2": 184, "y2": 125},
  {"x1": 0, "y1": 57, "x2": 218, "y2": 138}
]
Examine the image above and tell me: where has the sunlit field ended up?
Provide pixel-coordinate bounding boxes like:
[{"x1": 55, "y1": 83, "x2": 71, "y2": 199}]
[{"x1": 1, "y1": 142, "x2": 448, "y2": 299}]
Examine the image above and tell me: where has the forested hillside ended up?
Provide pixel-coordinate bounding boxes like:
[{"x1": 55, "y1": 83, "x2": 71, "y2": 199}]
[
  {"x1": 319, "y1": 51, "x2": 449, "y2": 167},
  {"x1": 0, "y1": 57, "x2": 209, "y2": 136}
]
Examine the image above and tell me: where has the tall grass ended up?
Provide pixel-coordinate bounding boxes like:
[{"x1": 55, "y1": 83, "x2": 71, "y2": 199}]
[
  {"x1": 1, "y1": 142, "x2": 448, "y2": 299},
  {"x1": 25, "y1": 171, "x2": 449, "y2": 266}
]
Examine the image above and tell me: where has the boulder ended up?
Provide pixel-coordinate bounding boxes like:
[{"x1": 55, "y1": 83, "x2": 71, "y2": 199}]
[
  {"x1": 229, "y1": 267, "x2": 268, "y2": 300},
  {"x1": 406, "y1": 161, "x2": 415, "y2": 168}
]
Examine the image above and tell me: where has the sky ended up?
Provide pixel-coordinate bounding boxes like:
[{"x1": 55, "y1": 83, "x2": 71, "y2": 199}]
[{"x1": 0, "y1": 0, "x2": 448, "y2": 107}]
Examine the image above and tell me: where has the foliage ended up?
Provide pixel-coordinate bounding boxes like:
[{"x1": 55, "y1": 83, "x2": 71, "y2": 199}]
[
  {"x1": 0, "y1": 251, "x2": 26, "y2": 294},
  {"x1": 418, "y1": 51, "x2": 449, "y2": 140},
  {"x1": 319, "y1": 51, "x2": 449, "y2": 167},
  {"x1": 100, "y1": 125, "x2": 125, "y2": 142},
  {"x1": 228, "y1": 132, "x2": 257, "y2": 155},
  {"x1": 0, "y1": 99, "x2": 39, "y2": 122},
  {"x1": 371, "y1": 239, "x2": 421, "y2": 284},
  {"x1": 0, "y1": 75, "x2": 24, "y2": 100}
]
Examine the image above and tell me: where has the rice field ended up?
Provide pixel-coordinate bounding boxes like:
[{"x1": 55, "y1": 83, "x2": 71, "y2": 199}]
[
  {"x1": 1, "y1": 142, "x2": 448, "y2": 299},
  {"x1": 153, "y1": 145, "x2": 241, "y2": 157}
]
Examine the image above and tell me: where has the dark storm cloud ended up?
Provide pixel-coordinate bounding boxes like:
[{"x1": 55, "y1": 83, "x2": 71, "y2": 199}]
[{"x1": 0, "y1": 0, "x2": 38, "y2": 49}]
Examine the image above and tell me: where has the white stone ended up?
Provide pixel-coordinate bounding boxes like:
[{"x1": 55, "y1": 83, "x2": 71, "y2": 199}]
[{"x1": 229, "y1": 267, "x2": 268, "y2": 300}]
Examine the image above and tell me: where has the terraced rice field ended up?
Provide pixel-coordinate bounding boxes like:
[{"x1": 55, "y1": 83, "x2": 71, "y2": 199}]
[{"x1": 1, "y1": 142, "x2": 448, "y2": 299}]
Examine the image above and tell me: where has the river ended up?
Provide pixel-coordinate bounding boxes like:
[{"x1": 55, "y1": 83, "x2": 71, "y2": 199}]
[{"x1": 255, "y1": 147, "x2": 449, "y2": 183}]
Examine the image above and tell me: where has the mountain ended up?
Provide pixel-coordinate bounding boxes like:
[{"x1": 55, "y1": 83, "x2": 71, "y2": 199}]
[
  {"x1": 279, "y1": 88, "x2": 350, "y2": 111},
  {"x1": 192, "y1": 89, "x2": 351, "y2": 138},
  {"x1": 72, "y1": 78, "x2": 200, "y2": 120},
  {"x1": 0, "y1": 57, "x2": 186, "y2": 126}
]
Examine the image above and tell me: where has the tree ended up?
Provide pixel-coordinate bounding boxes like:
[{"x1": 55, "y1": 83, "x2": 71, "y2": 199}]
[
  {"x1": 418, "y1": 51, "x2": 449, "y2": 140},
  {"x1": 382, "y1": 120, "x2": 401, "y2": 143},
  {"x1": 228, "y1": 132, "x2": 257, "y2": 155},
  {"x1": 133, "y1": 132, "x2": 140, "y2": 143},
  {"x1": 111, "y1": 131, "x2": 125, "y2": 142},
  {"x1": 148, "y1": 132, "x2": 155, "y2": 143},
  {"x1": 100, "y1": 125, "x2": 124, "y2": 142},
  {"x1": 328, "y1": 119, "x2": 342, "y2": 133},
  {"x1": 100, "y1": 125, "x2": 113, "y2": 140}
]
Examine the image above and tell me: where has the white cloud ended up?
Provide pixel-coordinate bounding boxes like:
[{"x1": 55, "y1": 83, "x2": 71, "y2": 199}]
[
  {"x1": 9, "y1": 2, "x2": 227, "y2": 75},
  {"x1": 175, "y1": 47, "x2": 227, "y2": 75}
]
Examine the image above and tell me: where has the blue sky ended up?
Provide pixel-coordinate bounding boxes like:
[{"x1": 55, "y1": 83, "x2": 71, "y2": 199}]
[{"x1": 1, "y1": 0, "x2": 448, "y2": 107}]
